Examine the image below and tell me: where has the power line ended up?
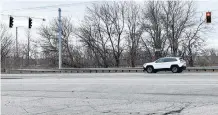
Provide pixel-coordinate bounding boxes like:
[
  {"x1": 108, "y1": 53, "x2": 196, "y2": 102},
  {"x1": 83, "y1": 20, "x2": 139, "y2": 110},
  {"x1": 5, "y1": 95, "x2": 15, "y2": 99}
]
[
  {"x1": 1, "y1": 1, "x2": 99, "y2": 13},
  {"x1": 2, "y1": 1, "x2": 218, "y2": 14}
]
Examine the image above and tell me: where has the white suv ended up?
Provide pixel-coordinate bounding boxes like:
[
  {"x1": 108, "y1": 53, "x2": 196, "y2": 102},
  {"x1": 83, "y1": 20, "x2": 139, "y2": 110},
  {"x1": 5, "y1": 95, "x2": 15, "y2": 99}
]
[{"x1": 143, "y1": 57, "x2": 186, "y2": 73}]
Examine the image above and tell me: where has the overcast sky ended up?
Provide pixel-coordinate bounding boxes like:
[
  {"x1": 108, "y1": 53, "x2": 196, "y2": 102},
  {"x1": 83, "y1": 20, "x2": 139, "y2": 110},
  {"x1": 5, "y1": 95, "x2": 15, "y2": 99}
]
[{"x1": 1, "y1": 0, "x2": 218, "y2": 49}]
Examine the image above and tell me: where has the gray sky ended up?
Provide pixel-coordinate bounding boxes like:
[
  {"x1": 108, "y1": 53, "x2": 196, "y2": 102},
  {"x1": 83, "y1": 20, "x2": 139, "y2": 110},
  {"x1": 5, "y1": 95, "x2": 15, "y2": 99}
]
[{"x1": 1, "y1": 0, "x2": 218, "y2": 49}]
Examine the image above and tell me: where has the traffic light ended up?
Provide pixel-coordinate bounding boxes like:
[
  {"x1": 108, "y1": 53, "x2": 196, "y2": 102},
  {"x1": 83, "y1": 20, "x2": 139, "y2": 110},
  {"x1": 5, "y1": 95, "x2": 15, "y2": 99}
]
[
  {"x1": 206, "y1": 12, "x2": 211, "y2": 23},
  {"x1": 9, "y1": 16, "x2": 14, "y2": 28},
  {"x1": 28, "y1": 18, "x2": 32, "y2": 28}
]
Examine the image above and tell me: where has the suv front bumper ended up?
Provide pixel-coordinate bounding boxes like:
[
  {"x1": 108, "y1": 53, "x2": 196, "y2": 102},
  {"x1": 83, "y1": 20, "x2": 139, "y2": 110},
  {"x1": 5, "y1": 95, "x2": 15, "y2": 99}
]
[{"x1": 180, "y1": 66, "x2": 186, "y2": 70}]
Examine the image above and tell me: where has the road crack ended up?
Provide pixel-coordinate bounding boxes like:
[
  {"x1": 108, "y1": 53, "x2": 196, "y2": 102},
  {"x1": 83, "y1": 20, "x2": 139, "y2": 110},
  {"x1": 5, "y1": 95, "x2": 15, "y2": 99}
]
[
  {"x1": 20, "y1": 106, "x2": 29, "y2": 113},
  {"x1": 162, "y1": 102, "x2": 191, "y2": 115},
  {"x1": 162, "y1": 107, "x2": 184, "y2": 115}
]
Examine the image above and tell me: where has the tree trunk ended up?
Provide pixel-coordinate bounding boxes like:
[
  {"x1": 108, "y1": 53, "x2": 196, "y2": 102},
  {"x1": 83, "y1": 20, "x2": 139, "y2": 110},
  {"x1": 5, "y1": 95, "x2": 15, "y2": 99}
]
[
  {"x1": 155, "y1": 51, "x2": 162, "y2": 60},
  {"x1": 130, "y1": 49, "x2": 136, "y2": 67},
  {"x1": 115, "y1": 58, "x2": 120, "y2": 67},
  {"x1": 131, "y1": 57, "x2": 136, "y2": 67},
  {"x1": 189, "y1": 56, "x2": 194, "y2": 67}
]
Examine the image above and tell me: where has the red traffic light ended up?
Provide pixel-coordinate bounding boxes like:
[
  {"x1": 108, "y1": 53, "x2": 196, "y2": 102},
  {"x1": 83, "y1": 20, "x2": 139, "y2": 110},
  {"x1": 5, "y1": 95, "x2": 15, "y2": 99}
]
[
  {"x1": 206, "y1": 12, "x2": 211, "y2": 16},
  {"x1": 206, "y1": 12, "x2": 211, "y2": 23}
]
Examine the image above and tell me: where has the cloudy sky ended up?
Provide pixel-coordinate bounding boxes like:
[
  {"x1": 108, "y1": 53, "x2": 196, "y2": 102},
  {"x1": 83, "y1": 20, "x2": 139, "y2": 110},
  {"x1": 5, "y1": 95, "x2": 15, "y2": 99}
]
[{"x1": 1, "y1": 0, "x2": 218, "y2": 49}]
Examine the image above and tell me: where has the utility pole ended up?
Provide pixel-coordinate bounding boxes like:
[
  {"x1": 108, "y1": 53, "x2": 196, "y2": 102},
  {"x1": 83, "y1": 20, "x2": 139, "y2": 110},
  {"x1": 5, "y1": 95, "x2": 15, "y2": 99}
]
[
  {"x1": 27, "y1": 29, "x2": 30, "y2": 66},
  {"x1": 58, "y1": 8, "x2": 62, "y2": 69},
  {"x1": 15, "y1": 27, "x2": 19, "y2": 68},
  {"x1": 15, "y1": 26, "x2": 23, "y2": 68},
  {"x1": 16, "y1": 27, "x2": 18, "y2": 57}
]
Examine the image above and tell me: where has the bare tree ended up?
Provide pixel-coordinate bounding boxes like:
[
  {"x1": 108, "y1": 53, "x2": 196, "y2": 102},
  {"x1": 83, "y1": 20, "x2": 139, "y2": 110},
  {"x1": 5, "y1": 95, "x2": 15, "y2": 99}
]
[
  {"x1": 87, "y1": 2, "x2": 126, "y2": 67},
  {"x1": 108, "y1": 2, "x2": 126, "y2": 67},
  {"x1": 76, "y1": 12, "x2": 110, "y2": 67},
  {"x1": 77, "y1": 2, "x2": 126, "y2": 67},
  {"x1": 25, "y1": 29, "x2": 31, "y2": 66},
  {"x1": 38, "y1": 17, "x2": 81, "y2": 67},
  {"x1": 30, "y1": 39, "x2": 40, "y2": 66},
  {"x1": 0, "y1": 24, "x2": 13, "y2": 69},
  {"x1": 181, "y1": 15, "x2": 210, "y2": 66},
  {"x1": 125, "y1": 1, "x2": 142, "y2": 67},
  {"x1": 161, "y1": 1, "x2": 195, "y2": 56},
  {"x1": 141, "y1": 1, "x2": 167, "y2": 60}
]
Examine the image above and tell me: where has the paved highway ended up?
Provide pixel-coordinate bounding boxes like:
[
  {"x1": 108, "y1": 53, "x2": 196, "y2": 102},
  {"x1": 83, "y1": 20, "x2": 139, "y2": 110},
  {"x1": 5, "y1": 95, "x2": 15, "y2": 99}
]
[{"x1": 1, "y1": 73, "x2": 218, "y2": 115}]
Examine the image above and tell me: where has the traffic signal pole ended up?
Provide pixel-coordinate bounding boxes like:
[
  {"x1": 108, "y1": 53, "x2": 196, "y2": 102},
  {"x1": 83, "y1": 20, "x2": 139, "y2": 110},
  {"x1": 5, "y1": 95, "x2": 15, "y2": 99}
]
[{"x1": 58, "y1": 8, "x2": 62, "y2": 69}]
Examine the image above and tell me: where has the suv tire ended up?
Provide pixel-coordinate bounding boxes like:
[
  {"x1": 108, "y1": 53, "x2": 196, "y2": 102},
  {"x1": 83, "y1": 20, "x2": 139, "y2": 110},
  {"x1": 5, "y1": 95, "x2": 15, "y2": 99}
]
[
  {"x1": 171, "y1": 66, "x2": 179, "y2": 73},
  {"x1": 146, "y1": 66, "x2": 156, "y2": 73},
  {"x1": 178, "y1": 69, "x2": 183, "y2": 73}
]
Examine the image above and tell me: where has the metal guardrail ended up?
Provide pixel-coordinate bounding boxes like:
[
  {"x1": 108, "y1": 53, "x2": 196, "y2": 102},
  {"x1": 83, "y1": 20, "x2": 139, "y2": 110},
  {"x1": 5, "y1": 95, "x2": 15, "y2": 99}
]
[{"x1": 5, "y1": 67, "x2": 218, "y2": 74}]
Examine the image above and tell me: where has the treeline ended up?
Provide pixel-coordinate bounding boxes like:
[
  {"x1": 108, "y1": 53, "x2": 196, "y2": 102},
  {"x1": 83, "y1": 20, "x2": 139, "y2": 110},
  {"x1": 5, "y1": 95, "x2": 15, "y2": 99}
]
[
  {"x1": 39, "y1": 1, "x2": 211, "y2": 67},
  {"x1": 1, "y1": 1, "x2": 217, "y2": 69}
]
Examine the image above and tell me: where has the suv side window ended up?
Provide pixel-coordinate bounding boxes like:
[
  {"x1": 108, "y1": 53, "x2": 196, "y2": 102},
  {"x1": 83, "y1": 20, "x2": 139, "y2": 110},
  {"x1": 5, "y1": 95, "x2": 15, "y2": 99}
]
[
  {"x1": 163, "y1": 58, "x2": 177, "y2": 62},
  {"x1": 155, "y1": 58, "x2": 164, "y2": 63}
]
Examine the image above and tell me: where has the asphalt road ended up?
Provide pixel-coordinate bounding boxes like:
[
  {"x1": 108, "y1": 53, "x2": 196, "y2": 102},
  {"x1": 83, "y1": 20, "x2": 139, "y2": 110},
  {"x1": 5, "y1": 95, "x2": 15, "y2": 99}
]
[{"x1": 1, "y1": 73, "x2": 218, "y2": 115}]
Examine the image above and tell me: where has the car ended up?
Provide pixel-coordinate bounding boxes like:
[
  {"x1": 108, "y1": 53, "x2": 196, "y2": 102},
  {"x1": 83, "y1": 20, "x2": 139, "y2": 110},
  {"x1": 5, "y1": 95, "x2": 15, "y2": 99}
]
[{"x1": 143, "y1": 57, "x2": 186, "y2": 73}]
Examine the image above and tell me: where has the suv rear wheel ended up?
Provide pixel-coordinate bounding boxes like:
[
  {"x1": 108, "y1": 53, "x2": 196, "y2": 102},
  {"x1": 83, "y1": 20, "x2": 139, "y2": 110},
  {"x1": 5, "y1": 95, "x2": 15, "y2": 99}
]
[
  {"x1": 171, "y1": 66, "x2": 179, "y2": 73},
  {"x1": 146, "y1": 66, "x2": 156, "y2": 73}
]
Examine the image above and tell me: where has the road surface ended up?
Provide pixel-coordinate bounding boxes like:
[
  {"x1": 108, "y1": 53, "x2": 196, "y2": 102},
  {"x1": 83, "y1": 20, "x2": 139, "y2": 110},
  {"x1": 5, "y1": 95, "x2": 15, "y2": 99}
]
[{"x1": 1, "y1": 73, "x2": 218, "y2": 115}]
